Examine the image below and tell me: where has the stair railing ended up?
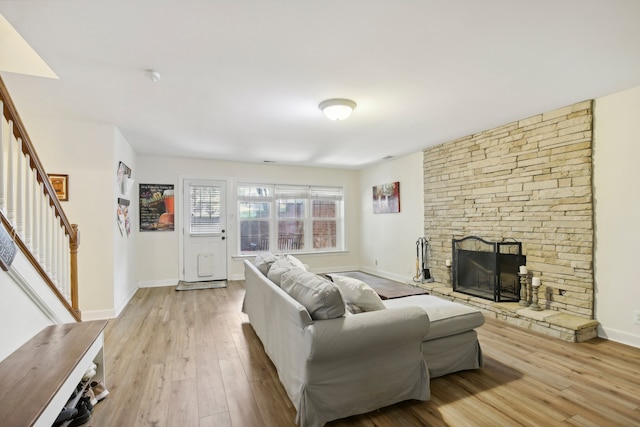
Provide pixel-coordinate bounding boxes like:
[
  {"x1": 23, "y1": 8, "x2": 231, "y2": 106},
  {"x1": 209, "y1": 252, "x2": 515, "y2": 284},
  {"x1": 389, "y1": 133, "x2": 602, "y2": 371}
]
[{"x1": 0, "y1": 75, "x2": 80, "y2": 321}]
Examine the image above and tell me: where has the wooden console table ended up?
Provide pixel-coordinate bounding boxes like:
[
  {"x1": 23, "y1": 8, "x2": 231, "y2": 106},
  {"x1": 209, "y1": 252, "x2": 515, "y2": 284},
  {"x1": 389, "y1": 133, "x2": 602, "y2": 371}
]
[
  {"x1": 326, "y1": 271, "x2": 428, "y2": 299},
  {"x1": 0, "y1": 320, "x2": 108, "y2": 426}
]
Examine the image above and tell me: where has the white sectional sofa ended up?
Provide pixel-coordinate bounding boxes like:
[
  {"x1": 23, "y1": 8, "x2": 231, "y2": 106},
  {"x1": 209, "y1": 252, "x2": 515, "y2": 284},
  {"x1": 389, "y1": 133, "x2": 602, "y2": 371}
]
[
  {"x1": 242, "y1": 255, "x2": 484, "y2": 427},
  {"x1": 384, "y1": 295, "x2": 484, "y2": 378}
]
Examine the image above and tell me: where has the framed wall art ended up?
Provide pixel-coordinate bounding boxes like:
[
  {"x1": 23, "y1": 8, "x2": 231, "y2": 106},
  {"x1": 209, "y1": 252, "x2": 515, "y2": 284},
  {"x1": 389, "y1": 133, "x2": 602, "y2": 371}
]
[
  {"x1": 139, "y1": 183, "x2": 175, "y2": 231},
  {"x1": 373, "y1": 181, "x2": 400, "y2": 214},
  {"x1": 117, "y1": 161, "x2": 132, "y2": 196},
  {"x1": 48, "y1": 174, "x2": 69, "y2": 201}
]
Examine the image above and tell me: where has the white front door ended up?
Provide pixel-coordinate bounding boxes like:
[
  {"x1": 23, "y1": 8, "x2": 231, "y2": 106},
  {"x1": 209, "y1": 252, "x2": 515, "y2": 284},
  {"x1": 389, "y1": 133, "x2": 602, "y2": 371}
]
[{"x1": 183, "y1": 179, "x2": 227, "y2": 282}]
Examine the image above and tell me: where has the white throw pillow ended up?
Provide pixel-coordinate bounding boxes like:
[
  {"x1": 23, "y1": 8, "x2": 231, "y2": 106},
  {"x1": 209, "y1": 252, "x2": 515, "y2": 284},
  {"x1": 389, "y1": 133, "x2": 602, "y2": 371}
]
[
  {"x1": 280, "y1": 269, "x2": 345, "y2": 320},
  {"x1": 285, "y1": 254, "x2": 307, "y2": 270},
  {"x1": 267, "y1": 257, "x2": 296, "y2": 286},
  {"x1": 331, "y1": 275, "x2": 386, "y2": 312},
  {"x1": 254, "y1": 252, "x2": 280, "y2": 276}
]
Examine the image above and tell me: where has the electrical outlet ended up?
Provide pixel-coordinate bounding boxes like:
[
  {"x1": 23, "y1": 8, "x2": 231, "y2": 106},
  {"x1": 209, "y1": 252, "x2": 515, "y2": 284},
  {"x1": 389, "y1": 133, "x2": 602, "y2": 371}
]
[{"x1": 633, "y1": 311, "x2": 640, "y2": 325}]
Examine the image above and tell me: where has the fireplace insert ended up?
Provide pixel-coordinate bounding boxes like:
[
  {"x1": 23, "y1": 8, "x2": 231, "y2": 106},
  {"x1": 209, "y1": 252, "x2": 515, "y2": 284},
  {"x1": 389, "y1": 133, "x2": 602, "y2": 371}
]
[{"x1": 452, "y1": 236, "x2": 525, "y2": 302}]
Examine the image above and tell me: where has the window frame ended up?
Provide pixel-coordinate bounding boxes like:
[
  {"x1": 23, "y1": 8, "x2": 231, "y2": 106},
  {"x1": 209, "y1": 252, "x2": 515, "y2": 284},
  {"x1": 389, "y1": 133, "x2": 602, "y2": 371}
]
[{"x1": 237, "y1": 183, "x2": 344, "y2": 255}]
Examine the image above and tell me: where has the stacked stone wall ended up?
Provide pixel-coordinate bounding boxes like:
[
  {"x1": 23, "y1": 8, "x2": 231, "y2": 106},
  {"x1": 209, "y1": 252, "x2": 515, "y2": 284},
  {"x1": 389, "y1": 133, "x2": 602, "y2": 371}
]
[{"x1": 424, "y1": 100, "x2": 594, "y2": 318}]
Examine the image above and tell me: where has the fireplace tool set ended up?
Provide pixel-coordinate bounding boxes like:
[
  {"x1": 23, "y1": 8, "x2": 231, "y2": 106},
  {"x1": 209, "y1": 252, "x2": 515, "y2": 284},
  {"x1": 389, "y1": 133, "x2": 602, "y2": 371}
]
[{"x1": 413, "y1": 237, "x2": 434, "y2": 283}]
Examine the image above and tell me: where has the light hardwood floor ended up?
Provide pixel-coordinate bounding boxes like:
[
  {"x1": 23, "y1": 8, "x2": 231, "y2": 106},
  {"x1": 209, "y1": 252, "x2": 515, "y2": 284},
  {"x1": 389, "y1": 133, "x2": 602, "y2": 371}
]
[{"x1": 90, "y1": 281, "x2": 640, "y2": 427}]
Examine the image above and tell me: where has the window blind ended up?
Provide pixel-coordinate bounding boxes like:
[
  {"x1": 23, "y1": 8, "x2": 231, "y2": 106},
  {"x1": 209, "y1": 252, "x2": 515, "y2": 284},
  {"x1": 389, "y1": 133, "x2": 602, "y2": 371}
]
[
  {"x1": 310, "y1": 186, "x2": 343, "y2": 200},
  {"x1": 190, "y1": 185, "x2": 222, "y2": 234},
  {"x1": 275, "y1": 185, "x2": 309, "y2": 199}
]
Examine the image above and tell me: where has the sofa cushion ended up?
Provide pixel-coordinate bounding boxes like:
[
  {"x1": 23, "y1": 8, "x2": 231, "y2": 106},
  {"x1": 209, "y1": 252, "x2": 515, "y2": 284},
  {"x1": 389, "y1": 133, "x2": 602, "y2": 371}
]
[
  {"x1": 254, "y1": 252, "x2": 280, "y2": 276},
  {"x1": 383, "y1": 295, "x2": 485, "y2": 340},
  {"x1": 331, "y1": 275, "x2": 386, "y2": 312},
  {"x1": 280, "y1": 269, "x2": 345, "y2": 320},
  {"x1": 267, "y1": 256, "x2": 301, "y2": 286}
]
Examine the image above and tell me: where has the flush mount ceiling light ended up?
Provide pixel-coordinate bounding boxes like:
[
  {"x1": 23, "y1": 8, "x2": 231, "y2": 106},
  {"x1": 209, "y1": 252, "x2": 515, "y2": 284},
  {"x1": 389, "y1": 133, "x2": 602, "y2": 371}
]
[{"x1": 319, "y1": 98, "x2": 357, "y2": 121}]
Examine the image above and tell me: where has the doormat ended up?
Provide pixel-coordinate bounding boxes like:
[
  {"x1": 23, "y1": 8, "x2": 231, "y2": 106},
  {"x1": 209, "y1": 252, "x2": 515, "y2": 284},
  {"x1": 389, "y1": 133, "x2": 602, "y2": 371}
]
[{"x1": 176, "y1": 280, "x2": 227, "y2": 291}]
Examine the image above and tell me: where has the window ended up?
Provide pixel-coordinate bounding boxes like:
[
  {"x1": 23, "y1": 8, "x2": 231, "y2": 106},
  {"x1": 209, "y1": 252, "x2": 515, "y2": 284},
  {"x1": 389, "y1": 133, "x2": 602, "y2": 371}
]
[
  {"x1": 275, "y1": 186, "x2": 306, "y2": 251},
  {"x1": 311, "y1": 187, "x2": 342, "y2": 250},
  {"x1": 238, "y1": 184, "x2": 343, "y2": 254},
  {"x1": 238, "y1": 186, "x2": 271, "y2": 251},
  {"x1": 189, "y1": 184, "x2": 222, "y2": 234}
]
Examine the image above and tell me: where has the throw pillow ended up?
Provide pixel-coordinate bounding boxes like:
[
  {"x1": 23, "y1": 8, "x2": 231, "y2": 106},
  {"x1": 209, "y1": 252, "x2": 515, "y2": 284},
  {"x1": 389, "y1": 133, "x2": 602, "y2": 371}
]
[
  {"x1": 285, "y1": 254, "x2": 307, "y2": 270},
  {"x1": 254, "y1": 252, "x2": 280, "y2": 276},
  {"x1": 280, "y1": 269, "x2": 345, "y2": 320},
  {"x1": 330, "y1": 275, "x2": 386, "y2": 312},
  {"x1": 345, "y1": 302, "x2": 364, "y2": 315},
  {"x1": 267, "y1": 256, "x2": 300, "y2": 286}
]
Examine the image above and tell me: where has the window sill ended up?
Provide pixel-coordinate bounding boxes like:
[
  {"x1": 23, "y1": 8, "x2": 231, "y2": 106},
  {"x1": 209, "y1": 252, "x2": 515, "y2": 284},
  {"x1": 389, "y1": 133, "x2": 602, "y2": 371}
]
[{"x1": 232, "y1": 249, "x2": 350, "y2": 260}]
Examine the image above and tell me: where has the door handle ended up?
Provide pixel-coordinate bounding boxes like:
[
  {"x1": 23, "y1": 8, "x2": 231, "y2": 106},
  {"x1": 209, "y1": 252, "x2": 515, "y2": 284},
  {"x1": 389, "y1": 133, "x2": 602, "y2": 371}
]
[
  {"x1": 221, "y1": 236, "x2": 226, "y2": 240},
  {"x1": 221, "y1": 229, "x2": 225, "y2": 233}
]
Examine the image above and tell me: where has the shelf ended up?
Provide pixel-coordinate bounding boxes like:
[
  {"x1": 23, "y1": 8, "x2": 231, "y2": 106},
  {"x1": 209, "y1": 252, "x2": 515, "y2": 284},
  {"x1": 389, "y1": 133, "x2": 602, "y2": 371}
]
[{"x1": 0, "y1": 320, "x2": 107, "y2": 426}]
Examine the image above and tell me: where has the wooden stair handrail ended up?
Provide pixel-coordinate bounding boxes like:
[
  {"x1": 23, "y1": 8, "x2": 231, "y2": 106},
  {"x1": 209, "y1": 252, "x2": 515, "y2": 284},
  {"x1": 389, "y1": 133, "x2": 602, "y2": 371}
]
[
  {"x1": 0, "y1": 77, "x2": 76, "y2": 238},
  {"x1": 0, "y1": 75, "x2": 80, "y2": 320}
]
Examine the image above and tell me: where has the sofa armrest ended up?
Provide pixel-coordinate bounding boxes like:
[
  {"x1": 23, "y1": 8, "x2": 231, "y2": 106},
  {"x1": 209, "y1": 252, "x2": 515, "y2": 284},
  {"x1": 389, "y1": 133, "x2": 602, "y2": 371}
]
[{"x1": 306, "y1": 306, "x2": 429, "y2": 361}]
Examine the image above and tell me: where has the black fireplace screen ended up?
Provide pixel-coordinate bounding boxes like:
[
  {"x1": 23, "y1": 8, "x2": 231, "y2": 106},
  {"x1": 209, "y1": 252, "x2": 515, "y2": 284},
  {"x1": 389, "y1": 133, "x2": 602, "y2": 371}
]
[{"x1": 452, "y1": 236, "x2": 525, "y2": 302}]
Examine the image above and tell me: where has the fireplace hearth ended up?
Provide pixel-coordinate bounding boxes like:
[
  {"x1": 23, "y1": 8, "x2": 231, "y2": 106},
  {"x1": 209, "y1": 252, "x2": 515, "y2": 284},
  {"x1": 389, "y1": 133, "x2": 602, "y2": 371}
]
[{"x1": 452, "y1": 236, "x2": 525, "y2": 302}]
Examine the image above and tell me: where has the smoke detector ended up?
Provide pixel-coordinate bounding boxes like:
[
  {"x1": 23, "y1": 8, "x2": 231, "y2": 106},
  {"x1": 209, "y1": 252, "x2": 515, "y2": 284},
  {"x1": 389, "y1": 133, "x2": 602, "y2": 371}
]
[{"x1": 146, "y1": 69, "x2": 161, "y2": 83}]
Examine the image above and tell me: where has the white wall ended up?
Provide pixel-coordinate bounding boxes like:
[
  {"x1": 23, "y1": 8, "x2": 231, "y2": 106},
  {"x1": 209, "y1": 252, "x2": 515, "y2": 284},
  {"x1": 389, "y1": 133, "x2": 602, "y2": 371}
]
[
  {"x1": 593, "y1": 85, "x2": 640, "y2": 347},
  {"x1": 113, "y1": 128, "x2": 137, "y2": 316},
  {"x1": 27, "y1": 118, "x2": 135, "y2": 319},
  {"x1": 135, "y1": 156, "x2": 361, "y2": 285},
  {"x1": 358, "y1": 152, "x2": 425, "y2": 282},
  {"x1": 0, "y1": 270, "x2": 51, "y2": 361}
]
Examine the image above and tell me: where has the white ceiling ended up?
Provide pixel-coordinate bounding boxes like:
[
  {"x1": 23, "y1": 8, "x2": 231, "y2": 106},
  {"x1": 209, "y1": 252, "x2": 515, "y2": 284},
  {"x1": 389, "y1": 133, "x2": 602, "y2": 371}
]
[{"x1": 1, "y1": 1, "x2": 640, "y2": 169}]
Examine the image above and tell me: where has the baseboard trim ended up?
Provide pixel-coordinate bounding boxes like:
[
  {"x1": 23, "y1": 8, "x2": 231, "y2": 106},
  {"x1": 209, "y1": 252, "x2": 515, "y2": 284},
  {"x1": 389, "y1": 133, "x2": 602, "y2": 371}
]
[
  {"x1": 310, "y1": 265, "x2": 360, "y2": 275},
  {"x1": 137, "y1": 279, "x2": 178, "y2": 288},
  {"x1": 598, "y1": 325, "x2": 640, "y2": 348}
]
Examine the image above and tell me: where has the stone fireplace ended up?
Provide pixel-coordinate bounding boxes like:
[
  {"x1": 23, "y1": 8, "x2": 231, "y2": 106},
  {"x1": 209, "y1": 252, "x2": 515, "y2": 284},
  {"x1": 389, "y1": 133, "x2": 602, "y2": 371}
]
[{"x1": 421, "y1": 100, "x2": 596, "y2": 341}]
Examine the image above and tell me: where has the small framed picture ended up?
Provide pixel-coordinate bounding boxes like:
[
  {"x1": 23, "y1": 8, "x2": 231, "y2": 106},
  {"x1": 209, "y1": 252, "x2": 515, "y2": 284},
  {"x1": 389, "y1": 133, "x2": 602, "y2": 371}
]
[
  {"x1": 373, "y1": 181, "x2": 400, "y2": 214},
  {"x1": 48, "y1": 174, "x2": 69, "y2": 201}
]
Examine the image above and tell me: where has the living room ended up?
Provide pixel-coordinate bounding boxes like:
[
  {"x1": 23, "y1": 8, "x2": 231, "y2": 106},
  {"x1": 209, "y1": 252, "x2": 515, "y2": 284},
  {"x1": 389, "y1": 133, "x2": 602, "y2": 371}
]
[
  {"x1": 1, "y1": 2, "x2": 640, "y2": 424},
  {"x1": 1, "y1": 0, "x2": 640, "y2": 352},
  {"x1": 4, "y1": 84, "x2": 639, "y2": 424},
  {"x1": 7, "y1": 83, "x2": 638, "y2": 349}
]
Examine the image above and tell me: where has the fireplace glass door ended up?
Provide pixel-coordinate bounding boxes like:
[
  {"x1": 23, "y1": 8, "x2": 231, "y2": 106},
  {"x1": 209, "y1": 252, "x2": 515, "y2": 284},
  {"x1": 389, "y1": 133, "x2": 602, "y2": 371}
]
[{"x1": 452, "y1": 236, "x2": 524, "y2": 302}]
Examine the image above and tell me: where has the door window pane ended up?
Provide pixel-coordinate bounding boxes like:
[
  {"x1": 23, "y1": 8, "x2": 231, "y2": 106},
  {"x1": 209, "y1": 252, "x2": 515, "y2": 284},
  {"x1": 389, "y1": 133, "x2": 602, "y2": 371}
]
[{"x1": 190, "y1": 185, "x2": 221, "y2": 234}]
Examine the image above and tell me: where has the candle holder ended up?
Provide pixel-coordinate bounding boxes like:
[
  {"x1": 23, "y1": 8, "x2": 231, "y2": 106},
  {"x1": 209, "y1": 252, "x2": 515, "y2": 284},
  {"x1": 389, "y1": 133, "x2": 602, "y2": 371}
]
[
  {"x1": 446, "y1": 264, "x2": 452, "y2": 286},
  {"x1": 530, "y1": 278, "x2": 543, "y2": 311},
  {"x1": 518, "y1": 272, "x2": 530, "y2": 306}
]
